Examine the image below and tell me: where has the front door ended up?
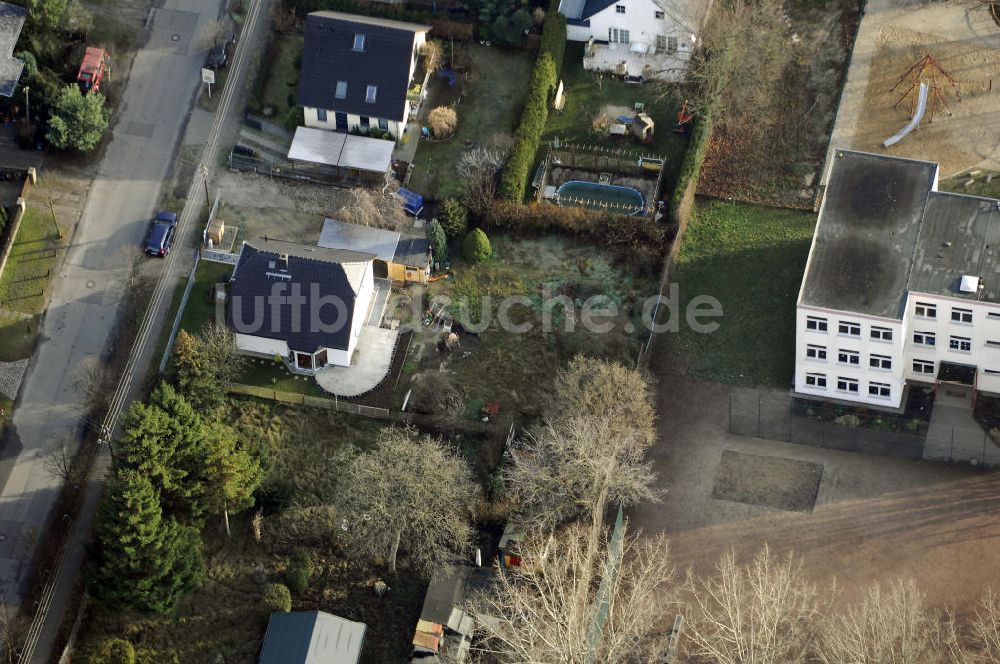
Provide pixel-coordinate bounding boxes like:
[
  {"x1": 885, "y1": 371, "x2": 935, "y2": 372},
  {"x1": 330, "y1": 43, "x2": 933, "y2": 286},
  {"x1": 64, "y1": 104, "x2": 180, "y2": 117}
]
[{"x1": 335, "y1": 112, "x2": 348, "y2": 132}]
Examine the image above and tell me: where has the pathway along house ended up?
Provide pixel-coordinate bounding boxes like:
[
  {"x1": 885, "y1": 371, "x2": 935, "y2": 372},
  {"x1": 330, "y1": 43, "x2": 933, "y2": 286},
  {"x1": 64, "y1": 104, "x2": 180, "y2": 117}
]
[
  {"x1": 298, "y1": 11, "x2": 430, "y2": 139},
  {"x1": 794, "y1": 149, "x2": 1000, "y2": 413},
  {"x1": 228, "y1": 238, "x2": 376, "y2": 372}
]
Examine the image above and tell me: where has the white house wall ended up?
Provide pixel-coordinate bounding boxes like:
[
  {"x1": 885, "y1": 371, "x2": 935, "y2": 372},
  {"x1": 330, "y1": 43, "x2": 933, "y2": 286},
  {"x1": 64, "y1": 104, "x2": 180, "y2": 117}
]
[
  {"x1": 569, "y1": 0, "x2": 695, "y2": 54},
  {"x1": 347, "y1": 262, "x2": 376, "y2": 358},
  {"x1": 794, "y1": 305, "x2": 906, "y2": 409},
  {"x1": 304, "y1": 107, "x2": 404, "y2": 138}
]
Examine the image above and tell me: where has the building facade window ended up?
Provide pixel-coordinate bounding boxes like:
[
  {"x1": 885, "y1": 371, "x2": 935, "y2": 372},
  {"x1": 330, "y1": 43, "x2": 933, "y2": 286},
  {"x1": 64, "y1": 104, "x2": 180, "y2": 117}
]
[
  {"x1": 806, "y1": 316, "x2": 828, "y2": 332},
  {"x1": 838, "y1": 321, "x2": 861, "y2": 336},
  {"x1": 378, "y1": 117, "x2": 389, "y2": 131},
  {"x1": 838, "y1": 350, "x2": 860, "y2": 365},
  {"x1": 949, "y1": 336, "x2": 972, "y2": 352},
  {"x1": 869, "y1": 354, "x2": 892, "y2": 370},
  {"x1": 316, "y1": 109, "x2": 328, "y2": 122},
  {"x1": 870, "y1": 326, "x2": 893, "y2": 341},
  {"x1": 913, "y1": 331, "x2": 936, "y2": 346},
  {"x1": 915, "y1": 302, "x2": 937, "y2": 318},
  {"x1": 616, "y1": 4, "x2": 626, "y2": 12},
  {"x1": 868, "y1": 382, "x2": 891, "y2": 398},
  {"x1": 951, "y1": 308, "x2": 973, "y2": 323},
  {"x1": 988, "y1": 312, "x2": 1000, "y2": 320},
  {"x1": 335, "y1": 80, "x2": 347, "y2": 99},
  {"x1": 913, "y1": 359, "x2": 935, "y2": 374},
  {"x1": 360, "y1": 116, "x2": 370, "y2": 127},
  {"x1": 806, "y1": 344, "x2": 827, "y2": 360},
  {"x1": 805, "y1": 373, "x2": 827, "y2": 388},
  {"x1": 655, "y1": 9, "x2": 664, "y2": 18},
  {"x1": 365, "y1": 85, "x2": 377, "y2": 103},
  {"x1": 837, "y1": 377, "x2": 859, "y2": 393},
  {"x1": 353, "y1": 33, "x2": 366, "y2": 51},
  {"x1": 656, "y1": 34, "x2": 667, "y2": 50},
  {"x1": 987, "y1": 340, "x2": 1000, "y2": 348}
]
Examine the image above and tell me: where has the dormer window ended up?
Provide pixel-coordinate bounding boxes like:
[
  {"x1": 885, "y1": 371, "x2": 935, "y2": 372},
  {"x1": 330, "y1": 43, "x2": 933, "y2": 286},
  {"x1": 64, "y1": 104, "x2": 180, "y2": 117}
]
[
  {"x1": 335, "y1": 80, "x2": 347, "y2": 99},
  {"x1": 353, "y1": 33, "x2": 366, "y2": 51},
  {"x1": 365, "y1": 85, "x2": 377, "y2": 103}
]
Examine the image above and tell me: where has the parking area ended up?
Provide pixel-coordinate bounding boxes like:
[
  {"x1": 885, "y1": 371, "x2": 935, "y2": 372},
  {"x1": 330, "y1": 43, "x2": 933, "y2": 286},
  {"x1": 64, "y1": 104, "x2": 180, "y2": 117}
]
[{"x1": 633, "y1": 371, "x2": 1000, "y2": 609}]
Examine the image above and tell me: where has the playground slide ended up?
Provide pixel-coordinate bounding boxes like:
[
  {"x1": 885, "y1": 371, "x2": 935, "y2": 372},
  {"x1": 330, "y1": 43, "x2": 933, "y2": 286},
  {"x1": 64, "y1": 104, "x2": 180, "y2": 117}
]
[{"x1": 883, "y1": 83, "x2": 929, "y2": 148}]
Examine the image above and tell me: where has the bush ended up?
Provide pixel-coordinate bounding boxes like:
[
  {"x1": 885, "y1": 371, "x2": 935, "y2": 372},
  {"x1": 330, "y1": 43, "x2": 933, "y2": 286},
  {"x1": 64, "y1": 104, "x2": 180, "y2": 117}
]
[
  {"x1": 438, "y1": 198, "x2": 468, "y2": 239},
  {"x1": 98, "y1": 638, "x2": 135, "y2": 664},
  {"x1": 427, "y1": 106, "x2": 458, "y2": 139},
  {"x1": 498, "y1": 52, "x2": 557, "y2": 202},
  {"x1": 427, "y1": 219, "x2": 447, "y2": 265},
  {"x1": 484, "y1": 201, "x2": 666, "y2": 250},
  {"x1": 286, "y1": 550, "x2": 313, "y2": 594},
  {"x1": 263, "y1": 582, "x2": 292, "y2": 613},
  {"x1": 462, "y1": 228, "x2": 493, "y2": 263},
  {"x1": 670, "y1": 113, "x2": 714, "y2": 225}
]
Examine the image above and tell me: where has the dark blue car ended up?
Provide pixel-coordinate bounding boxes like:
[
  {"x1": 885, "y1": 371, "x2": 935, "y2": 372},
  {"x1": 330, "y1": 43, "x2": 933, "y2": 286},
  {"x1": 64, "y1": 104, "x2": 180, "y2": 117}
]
[{"x1": 144, "y1": 211, "x2": 178, "y2": 257}]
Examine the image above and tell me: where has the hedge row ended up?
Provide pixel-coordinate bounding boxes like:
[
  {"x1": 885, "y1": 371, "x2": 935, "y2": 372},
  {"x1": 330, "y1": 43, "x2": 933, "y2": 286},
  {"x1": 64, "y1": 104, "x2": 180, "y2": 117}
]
[
  {"x1": 497, "y1": 52, "x2": 557, "y2": 202},
  {"x1": 484, "y1": 201, "x2": 666, "y2": 249},
  {"x1": 540, "y1": 12, "x2": 567, "y2": 74},
  {"x1": 669, "y1": 112, "x2": 713, "y2": 225}
]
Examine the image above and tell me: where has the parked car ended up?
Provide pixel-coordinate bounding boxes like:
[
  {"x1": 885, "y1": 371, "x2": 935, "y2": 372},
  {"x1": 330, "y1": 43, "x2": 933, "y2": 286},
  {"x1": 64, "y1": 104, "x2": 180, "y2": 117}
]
[
  {"x1": 206, "y1": 31, "x2": 236, "y2": 70},
  {"x1": 144, "y1": 211, "x2": 178, "y2": 257}
]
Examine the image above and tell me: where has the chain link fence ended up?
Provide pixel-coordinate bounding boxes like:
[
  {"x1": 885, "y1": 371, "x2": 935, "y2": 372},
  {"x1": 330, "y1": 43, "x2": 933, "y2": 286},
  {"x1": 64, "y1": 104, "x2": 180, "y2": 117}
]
[{"x1": 729, "y1": 388, "x2": 1000, "y2": 467}]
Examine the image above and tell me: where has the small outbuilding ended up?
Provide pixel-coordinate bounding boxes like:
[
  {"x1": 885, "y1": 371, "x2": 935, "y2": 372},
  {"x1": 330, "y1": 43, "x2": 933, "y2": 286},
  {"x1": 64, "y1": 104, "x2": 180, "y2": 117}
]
[
  {"x1": 259, "y1": 610, "x2": 366, "y2": 664},
  {"x1": 288, "y1": 126, "x2": 395, "y2": 184},
  {"x1": 318, "y1": 217, "x2": 431, "y2": 285}
]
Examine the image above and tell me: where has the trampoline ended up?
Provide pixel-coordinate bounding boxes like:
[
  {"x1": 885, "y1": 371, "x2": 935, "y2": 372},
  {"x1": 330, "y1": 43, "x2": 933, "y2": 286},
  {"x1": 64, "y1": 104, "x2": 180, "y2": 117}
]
[{"x1": 556, "y1": 180, "x2": 645, "y2": 216}]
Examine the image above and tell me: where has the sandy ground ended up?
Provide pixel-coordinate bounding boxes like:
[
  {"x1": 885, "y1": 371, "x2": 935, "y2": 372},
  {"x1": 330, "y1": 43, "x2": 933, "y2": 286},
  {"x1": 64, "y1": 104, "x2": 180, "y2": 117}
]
[
  {"x1": 632, "y1": 370, "x2": 1000, "y2": 610},
  {"x1": 824, "y1": 0, "x2": 1000, "y2": 181}
]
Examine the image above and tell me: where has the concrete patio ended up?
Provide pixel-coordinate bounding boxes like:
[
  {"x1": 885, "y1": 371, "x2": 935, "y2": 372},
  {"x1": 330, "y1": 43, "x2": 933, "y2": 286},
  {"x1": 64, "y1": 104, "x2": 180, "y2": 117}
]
[
  {"x1": 314, "y1": 327, "x2": 400, "y2": 397},
  {"x1": 582, "y1": 42, "x2": 689, "y2": 82}
]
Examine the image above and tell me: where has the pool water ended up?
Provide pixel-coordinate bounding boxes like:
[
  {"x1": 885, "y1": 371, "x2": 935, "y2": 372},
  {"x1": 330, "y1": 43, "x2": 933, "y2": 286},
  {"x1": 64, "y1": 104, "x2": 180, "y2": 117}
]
[{"x1": 556, "y1": 180, "x2": 645, "y2": 216}]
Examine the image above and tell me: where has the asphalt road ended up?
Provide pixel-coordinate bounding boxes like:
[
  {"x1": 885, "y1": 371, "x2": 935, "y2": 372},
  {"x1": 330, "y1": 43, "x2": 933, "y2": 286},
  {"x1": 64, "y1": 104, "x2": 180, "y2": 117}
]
[{"x1": 0, "y1": 0, "x2": 223, "y2": 614}]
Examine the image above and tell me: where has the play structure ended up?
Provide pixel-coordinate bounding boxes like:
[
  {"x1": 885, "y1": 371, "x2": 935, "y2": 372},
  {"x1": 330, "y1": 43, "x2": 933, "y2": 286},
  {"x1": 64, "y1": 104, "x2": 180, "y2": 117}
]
[
  {"x1": 600, "y1": 103, "x2": 655, "y2": 143},
  {"x1": 883, "y1": 83, "x2": 928, "y2": 148}
]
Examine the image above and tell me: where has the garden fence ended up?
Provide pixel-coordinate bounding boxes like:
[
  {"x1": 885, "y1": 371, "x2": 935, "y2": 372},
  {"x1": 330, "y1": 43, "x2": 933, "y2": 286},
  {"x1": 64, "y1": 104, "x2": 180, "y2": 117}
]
[
  {"x1": 729, "y1": 388, "x2": 1000, "y2": 467},
  {"x1": 0, "y1": 171, "x2": 32, "y2": 284}
]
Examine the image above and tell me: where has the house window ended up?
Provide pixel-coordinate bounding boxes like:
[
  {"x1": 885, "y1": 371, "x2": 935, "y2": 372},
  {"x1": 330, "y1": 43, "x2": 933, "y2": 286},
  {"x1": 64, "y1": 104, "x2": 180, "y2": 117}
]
[
  {"x1": 378, "y1": 117, "x2": 389, "y2": 131},
  {"x1": 868, "y1": 382, "x2": 891, "y2": 398},
  {"x1": 353, "y1": 33, "x2": 366, "y2": 51},
  {"x1": 655, "y1": 9, "x2": 664, "y2": 18},
  {"x1": 656, "y1": 34, "x2": 667, "y2": 51},
  {"x1": 335, "y1": 80, "x2": 347, "y2": 99},
  {"x1": 987, "y1": 340, "x2": 1000, "y2": 348},
  {"x1": 838, "y1": 350, "x2": 860, "y2": 365},
  {"x1": 949, "y1": 336, "x2": 972, "y2": 352},
  {"x1": 667, "y1": 35, "x2": 678, "y2": 52},
  {"x1": 913, "y1": 331, "x2": 936, "y2": 346},
  {"x1": 913, "y1": 359, "x2": 935, "y2": 374},
  {"x1": 365, "y1": 85, "x2": 377, "y2": 103},
  {"x1": 610, "y1": 28, "x2": 630, "y2": 43},
  {"x1": 869, "y1": 354, "x2": 892, "y2": 370},
  {"x1": 360, "y1": 116, "x2": 370, "y2": 127},
  {"x1": 871, "y1": 326, "x2": 893, "y2": 341},
  {"x1": 805, "y1": 373, "x2": 827, "y2": 388},
  {"x1": 616, "y1": 4, "x2": 625, "y2": 12},
  {"x1": 316, "y1": 109, "x2": 328, "y2": 122},
  {"x1": 951, "y1": 307, "x2": 973, "y2": 323},
  {"x1": 806, "y1": 316, "x2": 828, "y2": 332},
  {"x1": 806, "y1": 344, "x2": 826, "y2": 360},
  {"x1": 989, "y1": 312, "x2": 1000, "y2": 320},
  {"x1": 915, "y1": 302, "x2": 937, "y2": 318},
  {"x1": 619, "y1": 29, "x2": 630, "y2": 43},
  {"x1": 315, "y1": 349, "x2": 328, "y2": 367},
  {"x1": 838, "y1": 321, "x2": 861, "y2": 336},
  {"x1": 837, "y1": 377, "x2": 859, "y2": 393}
]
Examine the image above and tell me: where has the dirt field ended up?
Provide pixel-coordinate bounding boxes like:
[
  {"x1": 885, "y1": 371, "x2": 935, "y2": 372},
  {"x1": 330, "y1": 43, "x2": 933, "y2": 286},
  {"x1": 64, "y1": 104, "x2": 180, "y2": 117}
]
[
  {"x1": 824, "y1": 0, "x2": 1000, "y2": 181},
  {"x1": 633, "y1": 371, "x2": 1000, "y2": 610},
  {"x1": 697, "y1": 0, "x2": 860, "y2": 207}
]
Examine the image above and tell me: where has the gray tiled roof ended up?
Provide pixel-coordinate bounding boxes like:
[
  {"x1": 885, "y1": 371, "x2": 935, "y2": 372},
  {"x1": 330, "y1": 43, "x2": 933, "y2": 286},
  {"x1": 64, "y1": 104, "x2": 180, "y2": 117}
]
[
  {"x1": 298, "y1": 11, "x2": 428, "y2": 122},
  {"x1": 0, "y1": 2, "x2": 26, "y2": 98}
]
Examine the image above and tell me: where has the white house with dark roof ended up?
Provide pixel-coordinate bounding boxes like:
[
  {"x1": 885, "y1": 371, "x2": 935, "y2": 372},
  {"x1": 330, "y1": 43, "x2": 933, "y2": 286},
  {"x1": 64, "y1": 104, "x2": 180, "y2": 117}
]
[
  {"x1": 297, "y1": 11, "x2": 429, "y2": 138},
  {"x1": 795, "y1": 149, "x2": 1000, "y2": 412},
  {"x1": 228, "y1": 237, "x2": 376, "y2": 372},
  {"x1": 558, "y1": 0, "x2": 706, "y2": 81}
]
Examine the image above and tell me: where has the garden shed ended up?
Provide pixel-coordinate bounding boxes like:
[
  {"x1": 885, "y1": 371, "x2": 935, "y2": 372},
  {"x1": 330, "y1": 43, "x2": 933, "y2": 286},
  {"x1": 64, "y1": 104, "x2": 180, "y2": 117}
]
[
  {"x1": 259, "y1": 611, "x2": 366, "y2": 664},
  {"x1": 318, "y1": 217, "x2": 431, "y2": 285}
]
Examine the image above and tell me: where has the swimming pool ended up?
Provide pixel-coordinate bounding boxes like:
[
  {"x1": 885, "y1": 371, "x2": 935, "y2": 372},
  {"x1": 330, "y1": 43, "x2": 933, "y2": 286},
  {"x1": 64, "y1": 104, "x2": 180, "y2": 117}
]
[{"x1": 555, "y1": 180, "x2": 646, "y2": 216}]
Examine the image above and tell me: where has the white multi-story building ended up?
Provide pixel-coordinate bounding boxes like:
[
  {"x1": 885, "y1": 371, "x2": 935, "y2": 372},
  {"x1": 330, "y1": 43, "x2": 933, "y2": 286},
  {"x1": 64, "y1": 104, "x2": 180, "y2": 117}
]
[{"x1": 794, "y1": 149, "x2": 1000, "y2": 412}]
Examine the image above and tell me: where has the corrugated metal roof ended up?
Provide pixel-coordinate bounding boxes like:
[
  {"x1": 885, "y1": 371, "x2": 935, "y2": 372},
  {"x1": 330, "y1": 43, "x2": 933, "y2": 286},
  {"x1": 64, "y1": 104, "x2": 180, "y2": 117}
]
[
  {"x1": 319, "y1": 218, "x2": 401, "y2": 263},
  {"x1": 260, "y1": 611, "x2": 366, "y2": 664},
  {"x1": 288, "y1": 127, "x2": 394, "y2": 174}
]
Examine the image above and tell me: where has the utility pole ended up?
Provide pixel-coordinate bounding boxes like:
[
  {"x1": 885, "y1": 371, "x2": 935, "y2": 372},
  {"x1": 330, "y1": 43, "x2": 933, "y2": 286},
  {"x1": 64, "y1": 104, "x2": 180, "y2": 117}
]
[
  {"x1": 23, "y1": 86, "x2": 29, "y2": 124},
  {"x1": 201, "y1": 164, "x2": 211, "y2": 209}
]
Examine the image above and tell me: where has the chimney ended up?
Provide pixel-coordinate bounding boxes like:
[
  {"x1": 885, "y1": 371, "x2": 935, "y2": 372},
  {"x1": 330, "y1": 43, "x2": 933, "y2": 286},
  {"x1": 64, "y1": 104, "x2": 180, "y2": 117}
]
[{"x1": 279, "y1": 253, "x2": 289, "y2": 271}]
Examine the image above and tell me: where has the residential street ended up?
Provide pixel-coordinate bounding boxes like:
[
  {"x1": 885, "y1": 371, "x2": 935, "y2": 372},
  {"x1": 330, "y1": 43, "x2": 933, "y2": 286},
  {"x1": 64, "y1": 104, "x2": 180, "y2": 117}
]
[{"x1": 0, "y1": 0, "x2": 222, "y2": 617}]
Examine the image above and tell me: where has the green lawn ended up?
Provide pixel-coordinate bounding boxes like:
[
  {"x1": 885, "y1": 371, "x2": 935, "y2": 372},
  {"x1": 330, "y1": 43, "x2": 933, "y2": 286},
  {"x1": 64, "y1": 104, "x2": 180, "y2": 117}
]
[
  {"x1": 252, "y1": 34, "x2": 303, "y2": 123},
  {"x1": 0, "y1": 316, "x2": 38, "y2": 362},
  {"x1": 0, "y1": 206, "x2": 63, "y2": 315},
  {"x1": 408, "y1": 45, "x2": 535, "y2": 199},
  {"x1": 669, "y1": 199, "x2": 815, "y2": 387},
  {"x1": 179, "y1": 260, "x2": 234, "y2": 335},
  {"x1": 237, "y1": 358, "x2": 326, "y2": 397},
  {"x1": 541, "y1": 43, "x2": 689, "y2": 190}
]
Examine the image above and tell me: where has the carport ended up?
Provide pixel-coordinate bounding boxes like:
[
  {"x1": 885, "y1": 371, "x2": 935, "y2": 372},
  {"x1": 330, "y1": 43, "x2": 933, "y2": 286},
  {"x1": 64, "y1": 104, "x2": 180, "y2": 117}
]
[{"x1": 287, "y1": 127, "x2": 394, "y2": 184}]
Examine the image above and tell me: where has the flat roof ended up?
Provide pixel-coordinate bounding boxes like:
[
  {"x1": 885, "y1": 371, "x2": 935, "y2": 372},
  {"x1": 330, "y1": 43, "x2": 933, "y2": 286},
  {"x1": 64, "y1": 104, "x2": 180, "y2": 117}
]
[
  {"x1": 288, "y1": 127, "x2": 394, "y2": 174},
  {"x1": 799, "y1": 150, "x2": 938, "y2": 318},
  {"x1": 319, "y1": 218, "x2": 400, "y2": 262},
  {"x1": 260, "y1": 611, "x2": 366, "y2": 664}
]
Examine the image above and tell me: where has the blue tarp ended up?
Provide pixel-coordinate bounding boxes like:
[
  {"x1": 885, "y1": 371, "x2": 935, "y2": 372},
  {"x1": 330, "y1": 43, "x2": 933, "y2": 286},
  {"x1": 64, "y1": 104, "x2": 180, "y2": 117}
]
[
  {"x1": 397, "y1": 188, "x2": 424, "y2": 216},
  {"x1": 438, "y1": 68, "x2": 457, "y2": 87}
]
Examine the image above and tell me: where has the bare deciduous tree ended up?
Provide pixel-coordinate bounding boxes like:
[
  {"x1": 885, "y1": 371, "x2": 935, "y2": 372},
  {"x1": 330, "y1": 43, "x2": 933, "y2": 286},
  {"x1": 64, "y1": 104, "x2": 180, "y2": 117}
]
[
  {"x1": 966, "y1": 590, "x2": 1000, "y2": 662},
  {"x1": 43, "y1": 437, "x2": 77, "y2": 482},
  {"x1": 682, "y1": 546, "x2": 824, "y2": 664},
  {"x1": 198, "y1": 321, "x2": 245, "y2": 387},
  {"x1": 816, "y1": 579, "x2": 953, "y2": 664},
  {"x1": 457, "y1": 141, "x2": 510, "y2": 215},
  {"x1": 75, "y1": 356, "x2": 112, "y2": 418},
  {"x1": 467, "y1": 522, "x2": 674, "y2": 663},
  {"x1": 336, "y1": 188, "x2": 409, "y2": 231},
  {"x1": 335, "y1": 427, "x2": 479, "y2": 573}
]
